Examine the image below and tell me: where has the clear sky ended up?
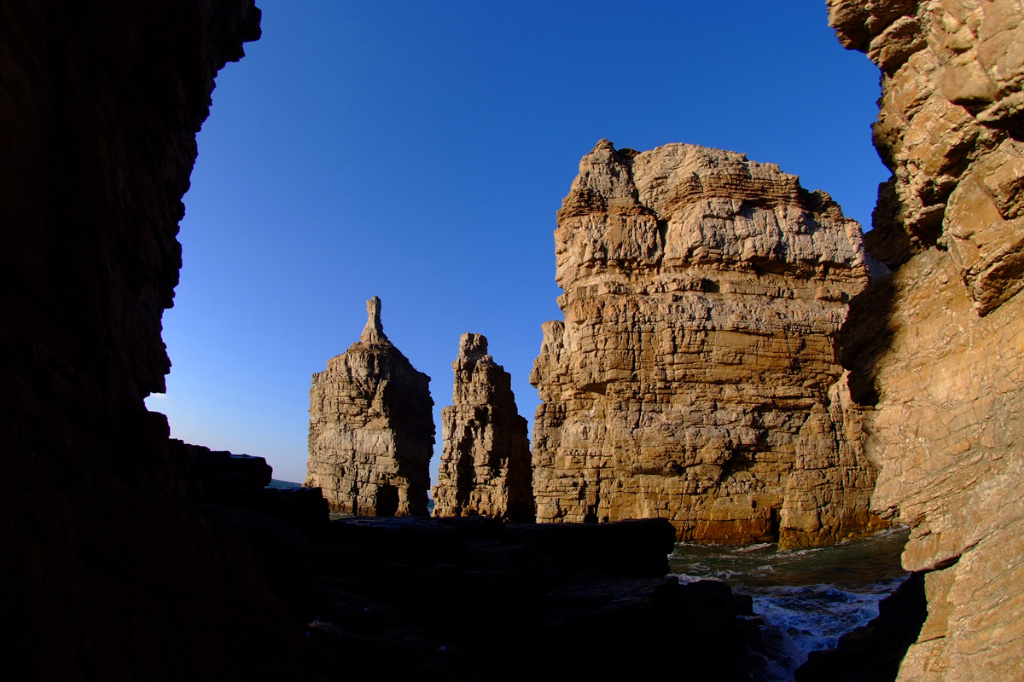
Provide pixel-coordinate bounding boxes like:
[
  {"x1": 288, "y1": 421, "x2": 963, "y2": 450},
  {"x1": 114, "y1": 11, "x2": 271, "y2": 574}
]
[{"x1": 145, "y1": 0, "x2": 888, "y2": 484}]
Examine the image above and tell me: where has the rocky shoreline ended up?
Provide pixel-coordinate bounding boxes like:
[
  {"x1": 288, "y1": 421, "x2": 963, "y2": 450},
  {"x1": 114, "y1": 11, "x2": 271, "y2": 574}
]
[
  {"x1": 185, "y1": 448, "x2": 767, "y2": 680},
  {"x1": 2, "y1": 0, "x2": 1021, "y2": 679}
]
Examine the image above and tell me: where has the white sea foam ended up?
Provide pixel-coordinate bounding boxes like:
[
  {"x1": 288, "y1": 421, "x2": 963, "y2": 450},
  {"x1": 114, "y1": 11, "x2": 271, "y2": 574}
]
[
  {"x1": 669, "y1": 527, "x2": 910, "y2": 681},
  {"x1": 750, "y1": 580, "x2": 903, "y2": 679},
  {"x1": 735, "y1": 542, "x2": 774, "y2": 553}
]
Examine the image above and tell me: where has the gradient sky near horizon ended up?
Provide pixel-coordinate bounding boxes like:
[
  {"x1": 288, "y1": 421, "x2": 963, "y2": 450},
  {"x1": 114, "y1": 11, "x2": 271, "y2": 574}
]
[{"x1": 144, "y1": 0, "x2": 889, "y2": 484}]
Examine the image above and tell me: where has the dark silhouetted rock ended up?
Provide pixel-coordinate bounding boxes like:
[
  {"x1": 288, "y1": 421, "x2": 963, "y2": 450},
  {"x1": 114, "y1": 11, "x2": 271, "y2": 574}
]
[
  {"x1": 0, "y1": 3, "x2": 324, "y2": 680},
  {"x1": 504, "y1": 517, "x2": 677, "y2": 577}
]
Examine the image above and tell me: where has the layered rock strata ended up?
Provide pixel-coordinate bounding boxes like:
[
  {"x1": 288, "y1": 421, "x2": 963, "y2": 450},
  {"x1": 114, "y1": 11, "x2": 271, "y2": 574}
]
[
  {"x1": 433, "y1": 333, "x2": 534, "y2": 522},
  {"x1": 829, "y1": 1, "x2": 1024, "y2": 679},
  {"x1": 306, "y1": 297, "x2": 434, "y2": 516},
  {"x1": 531, "y1": 139, "x2": 880, "y2": 547}
]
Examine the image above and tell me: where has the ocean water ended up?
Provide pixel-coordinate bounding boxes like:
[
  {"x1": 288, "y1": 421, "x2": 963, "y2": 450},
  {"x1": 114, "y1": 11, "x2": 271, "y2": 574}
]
[
  {"x1": 670, "y1": 527, "x2": 911, "y2": 681},
  {"x1": 268, "y1": 479, "x2": 302, "y2": 489},
  {"x1": 272, "y1": 479, "x2": 435, "y2": 520}
]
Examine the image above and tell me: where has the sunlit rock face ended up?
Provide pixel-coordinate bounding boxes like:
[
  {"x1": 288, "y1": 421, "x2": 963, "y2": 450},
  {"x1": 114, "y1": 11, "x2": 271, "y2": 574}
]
[
  {"x1": 530, "y1": 140, "x2": 881, "y2": 548},
  {"x1": 829, "y1": 1, "x2": 1024, "y2": 679},
  {"x1": 305, "y1": 297, "x2": 434, "y2": 516},
  {"x1": 433, "y1": 333, "x2": 534, "y2": 522}
]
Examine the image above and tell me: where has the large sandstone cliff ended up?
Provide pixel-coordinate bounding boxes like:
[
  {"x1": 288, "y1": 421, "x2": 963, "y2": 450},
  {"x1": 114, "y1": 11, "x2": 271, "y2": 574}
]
[
  {"x1": 433, "y1": 333, "x2": 534, "y2": 522},
  {"x1": 306, "y1": 297, "x2": 434, "y2": 516},
  {"x1": 531, "y1": 140, "x2": 882, "y2": 548},
  {"x1": 829, "y1": 0, "x2": 1024, "y2": 679}
]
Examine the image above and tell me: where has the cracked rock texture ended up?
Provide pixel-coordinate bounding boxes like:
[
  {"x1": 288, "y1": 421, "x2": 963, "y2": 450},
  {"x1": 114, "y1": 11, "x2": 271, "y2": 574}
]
[
  {"x1": 830, "y1": 0, "x2": 1024, "y2": 679},
  {"x1": 530, "y1": 139, "x2": 881, "y2": 548},
  {"x1": 433, "y1": 333, "x2": 534, "y2": 522},
  {"x1": 306, "y1": 297, "x2": 434, "y2": 516}
]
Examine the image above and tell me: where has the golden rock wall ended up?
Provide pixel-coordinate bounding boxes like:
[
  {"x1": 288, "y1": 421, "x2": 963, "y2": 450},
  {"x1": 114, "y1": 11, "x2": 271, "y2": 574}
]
[
  {"x1": 531, "y1": 140, "x2": 883, "y2": 547},
  {"x1": 829, "y1": 1, "x2": 1024, "y2": 677}
]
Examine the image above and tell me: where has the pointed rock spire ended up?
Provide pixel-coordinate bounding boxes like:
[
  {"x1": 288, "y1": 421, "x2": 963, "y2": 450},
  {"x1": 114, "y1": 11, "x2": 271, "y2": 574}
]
[
  {"x1": 360, "y1": 295, "x2": 389, "y2": 345},
  {"x1": 306, "y1": 297, "x2": 433, "y2": 516}
]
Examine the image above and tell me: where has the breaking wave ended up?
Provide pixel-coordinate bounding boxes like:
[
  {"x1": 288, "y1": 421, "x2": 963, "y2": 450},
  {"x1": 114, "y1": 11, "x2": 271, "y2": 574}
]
[{"x1": 670, "y1": 527, "x2": 910, "y2": 680}]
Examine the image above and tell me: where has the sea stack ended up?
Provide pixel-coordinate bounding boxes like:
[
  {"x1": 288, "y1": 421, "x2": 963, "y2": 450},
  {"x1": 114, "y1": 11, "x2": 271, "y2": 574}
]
[
  {"x1": 531, "y1": 140, "x2": 879, "y2": 547},
  {"x1": 305, "y1": 297, "x2": 434, "y2": 516},
  {"x1": 433, "y1": 333, "x2": 534, "y2": 522}
]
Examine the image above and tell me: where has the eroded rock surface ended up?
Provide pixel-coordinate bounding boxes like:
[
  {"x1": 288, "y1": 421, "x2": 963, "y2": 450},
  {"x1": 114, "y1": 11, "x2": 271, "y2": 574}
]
[
  {"x1": 306, "y1": 297, "x2": 434, "y2": 516},
  {"x1": 830, "y1": 1, "x2": 1024, "y2": 679},
  {"x1": 433, "y1": 333, "x2": 533, "y2": 522},
  {"x1": 531, "y1": 140, "x2": 881, "y2": 547}
]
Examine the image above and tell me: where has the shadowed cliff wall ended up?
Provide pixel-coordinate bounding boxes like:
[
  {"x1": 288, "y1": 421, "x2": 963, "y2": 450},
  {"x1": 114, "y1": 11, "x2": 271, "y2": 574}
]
[
  {"x1": 0, "y1": 1, "x2": 260, "y2": 493},
  {"x1": 0, "y1": 3, "x2": 324, "y2": 679}
]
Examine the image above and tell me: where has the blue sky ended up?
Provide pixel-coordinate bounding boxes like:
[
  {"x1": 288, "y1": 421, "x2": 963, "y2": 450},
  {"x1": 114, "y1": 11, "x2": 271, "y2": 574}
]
[{"x1": 145, "y1": 0, "x2": 887, "y2": 484}]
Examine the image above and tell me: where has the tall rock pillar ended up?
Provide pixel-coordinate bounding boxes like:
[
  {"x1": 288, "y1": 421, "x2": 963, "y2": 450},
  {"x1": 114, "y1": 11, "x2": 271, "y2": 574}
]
[
  {"x1": 305, "y1": 297, "x2": 434, "y2": 516},
  {"x1": 433, "y1": 334, "x2": 534, "y2": 522}
]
